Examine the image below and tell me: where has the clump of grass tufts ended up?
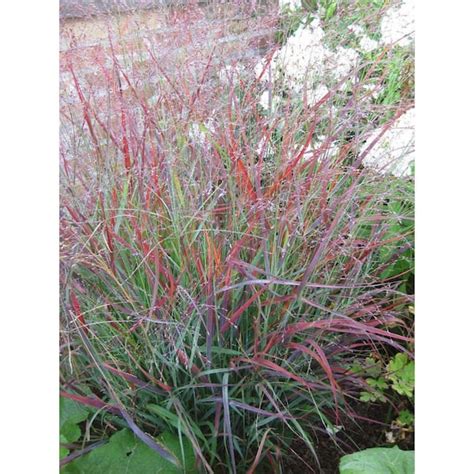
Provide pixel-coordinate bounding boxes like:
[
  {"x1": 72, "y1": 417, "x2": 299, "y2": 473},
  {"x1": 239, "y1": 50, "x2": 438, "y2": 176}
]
[{"x1": 60, "y1": 1, "x2": 414, "y2": 471}]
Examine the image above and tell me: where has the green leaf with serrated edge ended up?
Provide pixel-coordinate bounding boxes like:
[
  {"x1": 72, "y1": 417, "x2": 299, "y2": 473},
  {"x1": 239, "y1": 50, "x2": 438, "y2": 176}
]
[
  {"x1": 350, "y1": 362, "x2": 364, "y2": 375},
  {"x1": 359, "y1": 392, "x2": 375, "y2": 402},
  {"x1": 339, "y1": 446, "x2": 414, "y2": 474},
  {"x1": 367, "y1": 377, "x2": 388, "y2": 390},
  {"x1": 360, "y1": 391, "x2": 382, "y2": 403},
  {"x1": 387, "y1": 353, "x2": 408, "y2": 373},
  {"x1": 396, "y1": 410, "x2": 414, "y2": 427},
  {"x1": 386, "y1": 354, "x2": 414, "y2": 398},
  {"x1": 364, "y1": 358, "x2": 382, "y2": 378},
  {"x1": 61, "y1": 429, "x2": 197, "y2": 474},
  {"x1": 392, "y1": 380, "x2": 413, "y2": 398}
]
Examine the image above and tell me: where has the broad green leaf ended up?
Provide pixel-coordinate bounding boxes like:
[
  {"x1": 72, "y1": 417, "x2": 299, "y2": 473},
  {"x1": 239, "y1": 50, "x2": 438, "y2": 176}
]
[
  {"x1": 62, "y1": 423, "x2": 81, "y2": 444},
  {"x1": 61, "y1": 434, "x2": 70, "y2": 459},
  {"x1": 61, "y1": 446, "x2": 70, "y2": 459},
  {"x1": 60, "y1": 397, "x2": 89, "y2": 431},
  {"x1": 60, "y1": 397, "x2": 89, "y2": 459},
  {"x1": 61, "y1": 429, "x2": 197, "y2": 474},
  {"x1": 339, "y1": 446, "x2": 414, "y2": 474}
]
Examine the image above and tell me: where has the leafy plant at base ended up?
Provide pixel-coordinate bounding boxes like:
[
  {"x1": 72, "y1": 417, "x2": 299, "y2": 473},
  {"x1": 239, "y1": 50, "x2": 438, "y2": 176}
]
[
  {"x1": 62, "y1": 429, "x2": 196, "y2": 474},
  {"x1": 360, "y1": 377, "x2": 389, "y2": 402},
  {"x1": 386, "y1": 353, "x2": 414, "y2": 398},
  {"x1": 353, "y1": 352, "x2": 414, "y2": 402},
  {"x1": 60, "y1": 396, "x2": 89, "y2": 459},
  {"x1": 339, "y1": 446, "x2": 414, "y2": 474},
  {"x1": 395, "y1": 409, "x2": 414, "y2": 428},
  {"x1": 352, "y1": 351, "x2": 414, "y2": 442}
]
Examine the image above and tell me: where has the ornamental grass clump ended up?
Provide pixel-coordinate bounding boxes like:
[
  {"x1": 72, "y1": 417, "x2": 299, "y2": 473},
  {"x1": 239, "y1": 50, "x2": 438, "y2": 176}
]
[{"x1": 60, "y1": 1, "x2": 414, "y2": 471}]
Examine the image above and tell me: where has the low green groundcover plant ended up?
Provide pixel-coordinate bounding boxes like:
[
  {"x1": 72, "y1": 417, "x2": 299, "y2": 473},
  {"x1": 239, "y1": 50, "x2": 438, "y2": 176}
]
[
  {"x1": 60, "y1": 397, "x2": 89, "y2": 459},
  {"x1": 62, "y1": 429, "x2": 196, "y2": 474},
  {"x1": 339, "y1": 446, "x2": 414, "y2": 474},
  {"x1": 353, "y1": 352, "x2": 414, "y2": 403}
]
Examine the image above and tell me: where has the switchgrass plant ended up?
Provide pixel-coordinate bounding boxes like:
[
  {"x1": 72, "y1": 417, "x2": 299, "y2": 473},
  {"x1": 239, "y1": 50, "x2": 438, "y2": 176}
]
[{"x1": 60, "y1": 1, "x2": 414, "y2": 471}]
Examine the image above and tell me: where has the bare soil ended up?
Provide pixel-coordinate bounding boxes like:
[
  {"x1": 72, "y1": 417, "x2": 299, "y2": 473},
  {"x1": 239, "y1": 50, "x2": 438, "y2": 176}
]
[{"x1": 284, "y1": 401, "x2": 414, "y2": 473}]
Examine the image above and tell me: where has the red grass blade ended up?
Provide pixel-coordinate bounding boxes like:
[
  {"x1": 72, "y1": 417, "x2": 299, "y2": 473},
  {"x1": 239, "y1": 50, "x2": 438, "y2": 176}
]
[
  {"x1": 60, "y1": 391, "x2": 120, "y2": 415},
  {"x1": 220, "y1": 286, "x2": 268, "y2": 334},
  {"x1": 70, "y1": 291, "x2": 89, "y2": 335}
]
